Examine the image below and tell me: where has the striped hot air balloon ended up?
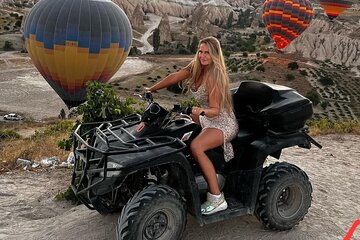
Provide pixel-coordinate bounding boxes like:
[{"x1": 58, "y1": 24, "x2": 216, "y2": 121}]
[
  {"x1": 23, "y1": 0, "x2": 132, "y2": 108},
  {"x1": 319, "y1": 0, "x2": 352, "y2": 20},
  {"x1": 262, "y1": 0, "x2": 314, "y2": 49}
]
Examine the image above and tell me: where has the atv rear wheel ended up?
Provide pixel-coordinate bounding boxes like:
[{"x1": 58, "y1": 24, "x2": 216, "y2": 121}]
[
  {"x1": 117, "y1": 184, "x2": 186, "y2": 240},
  {"x1": 255, "y1": 162, "x2": 312, "y2": 230}
]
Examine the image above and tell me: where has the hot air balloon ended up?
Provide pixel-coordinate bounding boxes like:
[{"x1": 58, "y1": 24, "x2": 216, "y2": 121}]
[
  {"x1": 319, "y1": 0, "x2": 352, "y2": 20},
  {"x1": 262, "y1": 0, "x2": 314, "y2": 49},
  {"x1": 23, "y1": 0, "x2": 132, "y2": 108}
]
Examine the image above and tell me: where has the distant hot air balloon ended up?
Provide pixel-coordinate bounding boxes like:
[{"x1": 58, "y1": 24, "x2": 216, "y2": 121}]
[
  {"x1": 23, "y1": 0, "x2": 132, "y2": 108},
  {"x1": 262, "y1": 0, "x2": 314, "y2": 49},
  {"x1": 319, "y1": 0, "x2": 352, "y2": 20}
]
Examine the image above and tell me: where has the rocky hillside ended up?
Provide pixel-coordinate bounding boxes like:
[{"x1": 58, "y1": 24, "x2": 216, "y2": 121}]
[
  {"x1": 112, "y1": 0, "x2": 360, "y2": 67},
  {"x1": 286, "y1": 9, "x2": 360, "y2": 67}
]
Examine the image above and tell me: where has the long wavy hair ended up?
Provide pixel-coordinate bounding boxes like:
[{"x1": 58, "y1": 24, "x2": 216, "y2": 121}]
[{"x1": 183, "y1": 36, "x2": 233, "y2": 113}]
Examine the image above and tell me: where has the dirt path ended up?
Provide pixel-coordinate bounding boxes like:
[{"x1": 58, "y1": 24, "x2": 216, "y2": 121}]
[{"x1": 0, "y1": 134, "x2": 359, "y2": 240}]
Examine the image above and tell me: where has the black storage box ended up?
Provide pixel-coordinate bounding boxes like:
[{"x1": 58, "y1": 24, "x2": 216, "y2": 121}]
[{"x1": 232, "y1": 81, "x2": 313, "y2": 132}]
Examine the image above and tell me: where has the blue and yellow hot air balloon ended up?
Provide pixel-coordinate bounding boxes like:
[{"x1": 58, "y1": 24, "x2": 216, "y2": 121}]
[
  {"x1": 23, "y1": 0, "x2": 132, "y2": 108},
  {"x1": 262, "y1": 0, "x2": 313, "y2": 49},
  {"x1": 319, "y1": 0, "x2": 352, "y2": 20}
]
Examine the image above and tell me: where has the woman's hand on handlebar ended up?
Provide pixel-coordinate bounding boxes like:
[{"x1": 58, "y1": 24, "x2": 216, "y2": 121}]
[
  {"x1": 191, "y1": 107, "x2": 203, "y2": 125},
  {"x1": 191, "y1": 107, "x2": 203, "y2": 116}
]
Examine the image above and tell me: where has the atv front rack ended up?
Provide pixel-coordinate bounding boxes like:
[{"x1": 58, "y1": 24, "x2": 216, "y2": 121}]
[{"x1": 71, "y1": 114, "x2": 186, "y2": 199}]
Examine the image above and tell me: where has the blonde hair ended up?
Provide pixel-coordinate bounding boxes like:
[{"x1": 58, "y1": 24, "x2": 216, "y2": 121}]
[{"x1": 183, "y1": 36, "x2": 233, "y2": 113}]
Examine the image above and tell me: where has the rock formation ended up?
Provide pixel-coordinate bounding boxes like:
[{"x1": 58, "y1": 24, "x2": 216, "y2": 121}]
[
  {"x1": 131, "y1": 4, "x2": 144, "y2": 30},
  {"x1": 158, "y1": 15, "x2": 172, "y2": 43},
  {"x1": 286, "y1": 18, "x2": 360, "y2": 66}
]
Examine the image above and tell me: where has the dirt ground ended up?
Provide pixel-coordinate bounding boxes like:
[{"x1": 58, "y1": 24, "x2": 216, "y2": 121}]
[{"x1": 0, "y1": 134, "x2": 359, "y2": 240}]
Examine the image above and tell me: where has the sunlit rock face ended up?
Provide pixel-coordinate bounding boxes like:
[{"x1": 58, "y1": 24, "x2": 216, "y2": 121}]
[
  {"x1": 286, "y1": 18, "x2": 360, "y2": 67},
  {"x1": 131, "y1": 4, "x2": 145, "y2": 30},
  {"x1": 158, "y1": 15, "x2": 172, "y2": 44},
  {"x1": 112, "y1": 0, "x2": 248, "y2": 23}
]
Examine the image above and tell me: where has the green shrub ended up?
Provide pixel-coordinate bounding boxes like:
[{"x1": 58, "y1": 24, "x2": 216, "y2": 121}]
[
  {"x1": 55, "y1": 186, "x2": 78, "y2": 203},
  {"x1": 77, "y1": 81, "x2": 136, "y2": 123},
  {"x1": 0, "y1": 130, "x2": 21, "y2": 140},
  {"x1": 3, "y1": 41, "x2": 14, "y2": 51},
  {"x1": 256, "y1": 65, "x2": 265, "y2": 72},
  {"x1": 306, "y1": 89, "x2": 320, "y2": 106},
  {"x1": 288, "y1": 62, "x2": 299, "y2": 70},
  {"x1": 286, "y1": 74, "x2": 295, "y2": 81},
  {"x1": 320, "y1": 101, "x2": 329, "y2": 110},
  {"x1": 319, "y1": 76, "x2": 334, "y2": 86},
  {"x1": 308, "y1": 118, "x2": 360, "y2": 135},
  {"x1": 231, "y1": 65, "x2": 238, "y2": 73},
  {"x1": 299, "y1": 70, "x2": 308, "y2": 76}
]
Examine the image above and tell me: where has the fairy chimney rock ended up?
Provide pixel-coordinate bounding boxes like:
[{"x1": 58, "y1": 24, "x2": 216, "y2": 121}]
[
  {"x1": 158, "y1": 15, "x2": 172, "y2": 44},
  {"x1": 131, "y1": 4, "x2": 144, "y2": 30}
]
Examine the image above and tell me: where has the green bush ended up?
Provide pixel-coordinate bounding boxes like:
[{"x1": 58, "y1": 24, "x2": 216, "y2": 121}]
[
  {"x1": 231, "y1": 65, "x2": 238, "y2": 73},
  {"x1": 288, "y1": 62, "x2": 299, "y2": 70},
  {"x1": 299, "y1": 70, "x2": 308, "y2": 76},
  {"x1": 256, "y1": 65, "x2": 265, "y2": 72},
  {"x1": 0, "y1": 130, "x2": 21, "y2": 140},
  {"x1": 319, "y1": 76, "x2": 334, "y2": 86},
  {"x1": 286, "y1": 74, "x2": 295, "y2": 81},
  {"x1": 306, "y1": 89, "x2": 320, "y2": 106},
  {"x1": 77, "y1": 81, "x2": 136, "y2": 123},
  {"x1": 3, "y1": 41, "x2": 14, "y2": 51}
]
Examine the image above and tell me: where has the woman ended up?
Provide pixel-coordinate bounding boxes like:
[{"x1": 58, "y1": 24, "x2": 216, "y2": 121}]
[{"x1": 138, "y1": 36, "x2": 239, "y2": 215}]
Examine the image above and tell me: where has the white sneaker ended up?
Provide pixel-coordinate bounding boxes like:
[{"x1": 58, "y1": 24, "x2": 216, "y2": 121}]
[{"x1": 201, "y1": 192, "x2": 228, "y2": 215}]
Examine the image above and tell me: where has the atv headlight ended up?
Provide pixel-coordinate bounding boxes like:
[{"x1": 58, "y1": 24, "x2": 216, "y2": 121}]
[{"x1": 99, "y1": 162, "x2": 122, "y2": 177}]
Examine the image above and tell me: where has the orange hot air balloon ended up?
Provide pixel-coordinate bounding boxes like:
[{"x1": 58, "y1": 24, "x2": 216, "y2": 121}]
[
  {"x1": 319, "y1": 0, "x2": 352, "y2": 20},
  {"x1": 262, "y1": 0, "x2": 314, "y2": 49},
  {"x1": 23, "y1": 0, "x2": 132, "y2": 108}
]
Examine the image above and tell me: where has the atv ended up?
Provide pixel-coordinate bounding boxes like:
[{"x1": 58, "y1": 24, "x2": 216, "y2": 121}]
[{"x1": 71, "y1": 80, "x2": 322, "y2": 240}]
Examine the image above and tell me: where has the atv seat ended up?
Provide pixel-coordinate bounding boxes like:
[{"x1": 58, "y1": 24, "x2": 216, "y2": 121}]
[
  {"x1": 232, "y1": 81, "x2": 273, "y2": 119},
  {"x1": 233, "y1": 128, "x2": 257, "y2": 145}
]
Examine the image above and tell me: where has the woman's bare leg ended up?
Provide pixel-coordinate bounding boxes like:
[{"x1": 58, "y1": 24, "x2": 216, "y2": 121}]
[{"x1": 190, "y1": 128, "x2": 224, "y2": 195}]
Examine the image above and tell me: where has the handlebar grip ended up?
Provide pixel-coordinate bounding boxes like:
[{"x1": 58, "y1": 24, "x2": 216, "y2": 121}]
[{"x1": 181, "y1": 107, "x2": 192, "y2": 115}]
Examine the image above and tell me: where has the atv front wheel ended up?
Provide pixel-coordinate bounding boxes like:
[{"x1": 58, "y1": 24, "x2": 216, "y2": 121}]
[
  {"x1": 117, "y1": 184, "x2": 186, "y2": 240},
  {"x1": 255, "y1": 162, "x2": 312, "y2": 230}
]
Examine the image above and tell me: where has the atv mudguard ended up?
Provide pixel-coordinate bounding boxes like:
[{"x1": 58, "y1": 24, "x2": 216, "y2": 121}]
[
  {"x1": 119, "y1": 151, "x2": 204, "y2": 222},
  {"x1": 247, "y1": 129, "x2": 321, "y2": 168}
]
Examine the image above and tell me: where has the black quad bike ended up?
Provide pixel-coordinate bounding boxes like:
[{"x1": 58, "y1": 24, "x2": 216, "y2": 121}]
[{"x1": 71, "y1": 80, "x2": 322, "y2": 240}]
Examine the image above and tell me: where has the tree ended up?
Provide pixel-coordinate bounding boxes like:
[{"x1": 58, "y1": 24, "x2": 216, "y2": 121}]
[
  {"x1": 189, "y1": 36, "x2": 199, "y2": 53},
  {"x1": 319, "y1": 76, "x2": 334, "y2": 86},
  {"x1": 263, "y1": 35, "x2": 271, "y2": 44},
  {"x1": 227, "y1": 11, "x2": 234, "y2": 29},
  {"x1": 3, "y1": 41, "x2": 14, "y2": 51},
  {"x1": 306, "y1": 89, "x2": 320, "y2": 106},
  {"x1": 59, "y1": 108, "x2": 66, "y2": 119},
  {"x1": 256, "y1": 65, "x2": 265, "y2": 72},
  {"x1": 288, "y1": 62, "x2": 299, "y2": 70},
  {"x1": 153, "y1": 28, "x2": 160, "y2": 51},
  {"x1": 286, "y1": 74, "x2": 295, "y2": 81}
]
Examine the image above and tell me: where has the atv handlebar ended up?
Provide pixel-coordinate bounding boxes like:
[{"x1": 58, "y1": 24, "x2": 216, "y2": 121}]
[
  {"x1": 133, "y1": 91, "x2": 154, "y2": 102},
  {"x1": 173, "y1": 104, "x2": 192, "y2": 115}
]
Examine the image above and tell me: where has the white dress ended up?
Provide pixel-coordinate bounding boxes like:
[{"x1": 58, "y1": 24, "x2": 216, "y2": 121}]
[{"x1": 191, "y1": 83, "x2": 239, "y2": 161}]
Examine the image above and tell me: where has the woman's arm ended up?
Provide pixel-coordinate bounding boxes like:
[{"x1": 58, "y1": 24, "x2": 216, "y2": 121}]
[{"x1": 147, "y1": 69, "x2": 191, "y2": 92}]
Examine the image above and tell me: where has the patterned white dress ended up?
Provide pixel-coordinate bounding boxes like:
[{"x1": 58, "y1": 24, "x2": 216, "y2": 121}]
[{"x1": 191, "y1": 83, "x2": 239, "y2": 161}]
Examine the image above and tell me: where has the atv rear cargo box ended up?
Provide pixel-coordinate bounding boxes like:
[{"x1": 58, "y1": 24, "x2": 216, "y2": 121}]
[{"x1": 233, "y1": 81, "x2": 313, "y2": 132}]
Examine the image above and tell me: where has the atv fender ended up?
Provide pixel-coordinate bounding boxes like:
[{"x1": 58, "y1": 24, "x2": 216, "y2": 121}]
[
  {"x1": 249, "y1": 131, "x2": 315, "y2": 168},
  {"x1": 123, "y1": 152, "x2": 203, "y2": 222}
]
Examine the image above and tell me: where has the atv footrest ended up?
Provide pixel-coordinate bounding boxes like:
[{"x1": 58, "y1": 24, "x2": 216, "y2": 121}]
[{"x1": 202, "y1": 197, "x2": 251, "y2": 225}]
